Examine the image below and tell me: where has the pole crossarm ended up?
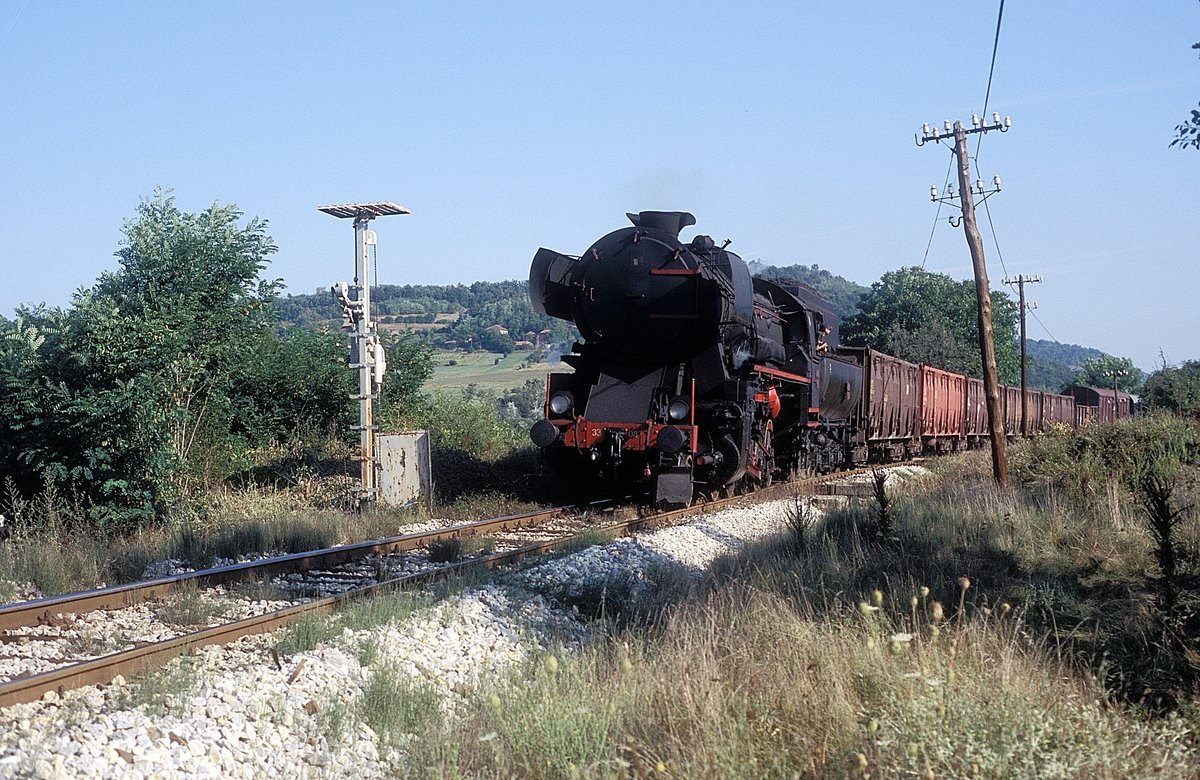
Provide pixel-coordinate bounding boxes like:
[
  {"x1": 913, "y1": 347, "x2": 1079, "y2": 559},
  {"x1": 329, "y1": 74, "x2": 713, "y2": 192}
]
[{"x1": 916, "y1": 113, "x2": 1010, "y2": 146}]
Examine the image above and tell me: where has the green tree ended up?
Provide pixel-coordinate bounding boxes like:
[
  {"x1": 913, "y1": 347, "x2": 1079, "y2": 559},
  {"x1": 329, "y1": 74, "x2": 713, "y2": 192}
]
[
  {"x1": 1143, "y1": 360, "x2": 1200, "y2": 415},
  {"x1": 753, "y1": 262, "x2": 868, "y2": 320},
  {"x1": 1072, "y1": 355, "x2": 1144, "y2": 394},
  {"x1": 377, "y1": 334, "x2": 436, "y2": 425},
  {"x1": 228, "y1": 327, "x2": 355, "y2": 445},
  {"x1": 0, "y1": 192, "x2": 281, "y2": 528},
  {"x1": 841, "y1": 266, "x2": 1019, "y2": 383},
  {"x1": 1172, "y1": 31, "x2": 1199, "y2": 149},
  {"x1": 94, "y1": 191, "x2": 280, "y2": 491}
]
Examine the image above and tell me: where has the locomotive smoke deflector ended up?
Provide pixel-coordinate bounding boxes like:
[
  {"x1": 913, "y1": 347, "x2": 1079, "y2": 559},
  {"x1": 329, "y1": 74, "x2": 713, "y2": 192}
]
[
  {"x1": 530, "y1": 247, "x2": 576, "y2": 320},
  {"x1": 625, "y1": 210, "x2": 696, "y2": 236}
]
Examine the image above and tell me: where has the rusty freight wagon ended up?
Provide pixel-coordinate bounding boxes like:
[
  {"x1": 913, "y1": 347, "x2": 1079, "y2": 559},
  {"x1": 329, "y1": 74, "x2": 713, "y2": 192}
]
[
  {"x1": 1040, "y1": 392, "x2": 1076, "y2": 430},
  {"x1": 1067, "y1": 385, "x2": 1134, "y2": 425},
  {"x1": 859, "y1": 349, "x2": 920, "y2": 460},
  {"x1": 918, "y1": 364, "x2": 966, "y2": 453}
]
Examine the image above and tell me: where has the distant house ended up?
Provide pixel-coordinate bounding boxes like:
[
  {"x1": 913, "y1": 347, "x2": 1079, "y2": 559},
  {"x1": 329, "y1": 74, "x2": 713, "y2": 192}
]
[
  {"x1": 486, "y1": 324, "x2": 510, "y2": 337},
  {"x1": 513, "y1": 340, "x2": 535, "y2": 350}
]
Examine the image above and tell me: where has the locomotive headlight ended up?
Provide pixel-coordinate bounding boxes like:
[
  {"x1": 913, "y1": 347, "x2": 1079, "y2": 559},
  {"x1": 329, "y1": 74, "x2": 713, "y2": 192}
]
[
  {"x1": 548, "y1": 391, "x2": 574, "y2": 417},
  {"x1": 667, "y1": 397, "x2": 690, "y2": 422}
]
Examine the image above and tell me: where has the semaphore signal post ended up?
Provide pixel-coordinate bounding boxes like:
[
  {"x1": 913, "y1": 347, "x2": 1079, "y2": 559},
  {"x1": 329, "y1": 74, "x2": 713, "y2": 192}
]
[{"x1": 319, "y1": 201, "x2": 411, "y2": 508}]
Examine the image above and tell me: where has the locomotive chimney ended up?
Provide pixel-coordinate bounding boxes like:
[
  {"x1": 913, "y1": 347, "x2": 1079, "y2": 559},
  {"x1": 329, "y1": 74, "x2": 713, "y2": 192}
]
[{"x1": 626, "y1": 211, "x2": 697, "y2": 237}]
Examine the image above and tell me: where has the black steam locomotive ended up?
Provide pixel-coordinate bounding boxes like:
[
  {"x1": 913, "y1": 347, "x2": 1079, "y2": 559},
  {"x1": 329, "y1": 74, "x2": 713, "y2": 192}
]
[
  {"x1": 529, "y1": 211, "x2": 863, "y2": 505},
  {"x1": 527, "y1": 211, "x2": 1133, "y2": 506}
]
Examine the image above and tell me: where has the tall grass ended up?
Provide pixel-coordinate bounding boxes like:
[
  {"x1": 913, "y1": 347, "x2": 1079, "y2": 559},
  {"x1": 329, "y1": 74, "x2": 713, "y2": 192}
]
[
  {"x1": 0, "y1": 413, "x2": 551, "y2": 600},
  {"x1": 401, "y1": 581, "x2": 1196, "y2": 778},
  {"x1": 275, "y1": 590, "x2": 434, "y2": 656},
  {"x1": 391, "y1": 418, "x2": 1200, "y2": 776}
]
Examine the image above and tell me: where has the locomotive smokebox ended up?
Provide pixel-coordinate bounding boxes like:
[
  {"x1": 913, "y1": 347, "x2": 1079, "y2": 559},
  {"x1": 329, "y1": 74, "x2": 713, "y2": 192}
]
[{"x1": 529, "y1": 210, "x2": 713, "y2": 364}]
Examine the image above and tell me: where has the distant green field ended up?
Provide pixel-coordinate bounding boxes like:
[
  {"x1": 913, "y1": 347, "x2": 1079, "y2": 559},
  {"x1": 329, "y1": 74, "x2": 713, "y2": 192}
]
[{"x1": 426, "y1": 350, "x2": 556, "y2": 391}]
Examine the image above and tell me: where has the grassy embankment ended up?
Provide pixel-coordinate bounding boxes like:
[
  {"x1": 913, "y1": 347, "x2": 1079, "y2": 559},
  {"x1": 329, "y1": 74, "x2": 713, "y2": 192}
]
[{"x1": 292, "y1": 414, "x2": 1200, "y2": 778}]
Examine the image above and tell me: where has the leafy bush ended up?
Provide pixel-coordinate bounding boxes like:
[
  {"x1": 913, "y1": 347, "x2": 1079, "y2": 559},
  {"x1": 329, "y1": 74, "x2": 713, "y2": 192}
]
[
  {"x1": 0, "y1": 192, "x2": 279, "y2": 529},
  {"x1": 397, "y1": 388, "x2": 527, "y2": 460},
  {"x1": 1143, "y1": 359, "x2": 1200, "y2": 416}
]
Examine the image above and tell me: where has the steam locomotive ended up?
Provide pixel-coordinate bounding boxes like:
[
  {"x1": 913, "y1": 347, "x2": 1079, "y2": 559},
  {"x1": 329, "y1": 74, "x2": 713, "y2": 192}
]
[{"x1": 528, "y1": 211, "x2": 1131, "y2": 505}]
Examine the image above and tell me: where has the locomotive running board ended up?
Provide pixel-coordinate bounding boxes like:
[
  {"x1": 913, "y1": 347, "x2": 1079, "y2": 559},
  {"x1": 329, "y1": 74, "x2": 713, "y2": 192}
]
[{"x1": 753, "y1": 364, "x2": 812, "y2": 384}]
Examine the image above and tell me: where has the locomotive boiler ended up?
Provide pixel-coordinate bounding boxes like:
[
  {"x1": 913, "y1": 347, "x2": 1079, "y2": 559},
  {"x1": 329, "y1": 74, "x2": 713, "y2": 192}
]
[{"x1": 528, "y1": 211, "x2": 863, "y2": 505}]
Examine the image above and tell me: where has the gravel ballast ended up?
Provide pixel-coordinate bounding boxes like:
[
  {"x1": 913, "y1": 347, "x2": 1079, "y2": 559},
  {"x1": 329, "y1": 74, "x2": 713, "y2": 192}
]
[{"x1": 0, "y1": 474, "x2": 925, "y2": 778}]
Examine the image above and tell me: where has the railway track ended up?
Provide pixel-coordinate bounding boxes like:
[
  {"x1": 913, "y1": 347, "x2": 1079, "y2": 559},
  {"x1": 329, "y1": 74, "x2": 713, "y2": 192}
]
[{"x1": 0, "y1": 467, "x2": 889, "y2": 708}]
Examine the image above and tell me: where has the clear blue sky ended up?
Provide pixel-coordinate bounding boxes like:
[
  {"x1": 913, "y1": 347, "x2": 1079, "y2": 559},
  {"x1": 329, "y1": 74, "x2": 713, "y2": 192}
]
[{"x1": 0, "y1": 1, "x2": 1195, "y2": 371}]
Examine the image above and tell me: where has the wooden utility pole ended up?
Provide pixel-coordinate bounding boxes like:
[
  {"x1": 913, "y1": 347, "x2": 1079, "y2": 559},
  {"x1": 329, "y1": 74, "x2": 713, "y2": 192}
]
[
  {"x1": 919, "y1": 114, "x2": 1011, "y2": 486},
  {"x1": 1003, "y1": 274, "x2": 1041, "y2": 436}
]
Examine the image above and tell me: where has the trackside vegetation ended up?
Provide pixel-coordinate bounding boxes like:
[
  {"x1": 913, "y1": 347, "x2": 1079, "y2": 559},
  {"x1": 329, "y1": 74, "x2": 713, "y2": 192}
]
[
  {"x1": 0, "y1": 193, "x2": 548, "y2": 597},
  {"x1": 351, "y1": 415, "x2": 1198, "y2": 778}
]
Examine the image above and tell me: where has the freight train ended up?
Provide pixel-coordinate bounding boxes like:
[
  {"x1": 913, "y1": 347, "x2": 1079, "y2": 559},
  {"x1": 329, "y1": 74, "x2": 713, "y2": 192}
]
[{"x1": 528, "y1": 211, "x2": 1132, "y2": 505}]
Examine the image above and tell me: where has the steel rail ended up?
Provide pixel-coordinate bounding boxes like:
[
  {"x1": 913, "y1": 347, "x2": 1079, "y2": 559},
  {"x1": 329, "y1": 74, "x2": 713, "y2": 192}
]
[
  {"x1": 0, "y1": 467, "x2": 892, "y2": 707},
  {"x1": 0, "y1": 508, "x2": 567, "y2": 632},
  {"x1": 0, "y1": 499, "x2": 689, "y2": 707}
]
